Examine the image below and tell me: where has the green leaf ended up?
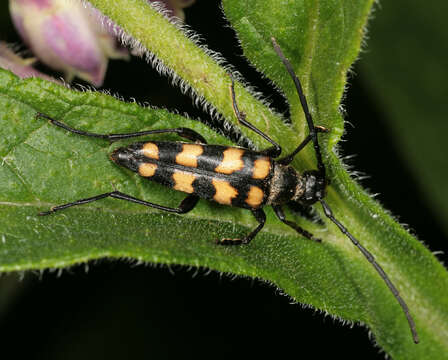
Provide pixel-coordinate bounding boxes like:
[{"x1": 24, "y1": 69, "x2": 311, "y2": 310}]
[
  {"x1": 0, "y1": 0, "x2": 447, "y2": 358},
  {"x1": 358, "y1": 0, "x2": 448, "y2": 236}
]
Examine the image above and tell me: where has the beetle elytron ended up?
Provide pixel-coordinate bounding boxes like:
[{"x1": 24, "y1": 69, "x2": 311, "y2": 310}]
[{"x1": 37, "y1": 38, "x2": 418, "y2": 343}]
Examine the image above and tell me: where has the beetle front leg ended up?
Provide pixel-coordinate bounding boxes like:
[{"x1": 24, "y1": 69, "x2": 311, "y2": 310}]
[
  {"x1": 276, "y1": 126, "x2": 329, "y2": 165},
  {"x1": 272, "y1": 205, "x2": 321, "y2": 242}
]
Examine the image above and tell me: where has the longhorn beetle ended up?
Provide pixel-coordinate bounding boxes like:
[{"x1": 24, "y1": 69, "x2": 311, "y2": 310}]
[{"x1": 37, "y1": 38, "x2": 418, "y2": 343}]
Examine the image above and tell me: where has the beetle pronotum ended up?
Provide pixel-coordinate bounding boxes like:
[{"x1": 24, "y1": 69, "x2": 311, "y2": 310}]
[{"x1": 37, "y1": 38, "x2": 418, "y2": 343}]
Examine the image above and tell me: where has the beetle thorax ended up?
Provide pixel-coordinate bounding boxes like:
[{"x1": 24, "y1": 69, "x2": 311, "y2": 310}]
[{"x1": 267, "y1": 164, "x2": 304, "y2": 205}]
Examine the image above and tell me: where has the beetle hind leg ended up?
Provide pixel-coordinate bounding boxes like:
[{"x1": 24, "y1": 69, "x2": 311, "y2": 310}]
[
  {"x1": 39, "y1": 192, "x2": 199, "y2": 216},
  {"x1": 217, "y1": 209, "x2": 266, "y2": 246},
  {"x1": 36, "y1": 113, "x2": 208, "y2": 144}
]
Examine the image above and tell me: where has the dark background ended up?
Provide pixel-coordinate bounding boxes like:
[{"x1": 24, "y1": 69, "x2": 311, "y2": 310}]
[{"x1": 0, "y1": 1, "x2": 446, "y2": 359}]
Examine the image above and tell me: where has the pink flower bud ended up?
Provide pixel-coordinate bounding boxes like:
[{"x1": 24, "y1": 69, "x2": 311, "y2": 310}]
[
  {"x1": 0, "y1": 42, "x2": 60, "y2": 83},
  {"x1": 9, "y1": 0, "x2": 128, "y2": 86}
]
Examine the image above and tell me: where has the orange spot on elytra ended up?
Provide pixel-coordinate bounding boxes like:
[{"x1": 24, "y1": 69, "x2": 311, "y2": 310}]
[
  {"x1": 215, "y1": 148, "x2": 244, "y2": 174},
  {"x1": 176, "y1": 144, "x2": 203, "y2": 168},
  {"x1": 139, "y1": 163, "x2": 157, "y2": 177},
  {"x1": 212, "y1": 179, "x2": 238, "y2": 205},
  {"x1": 142, "y1": 142, "x2": 159, "y2": 159},
  {"x1": 172, "y1": 171, "x2": 196, "y2": 193},
  {"x1": 252, "y1": 158, "x2": 271, "y2": 179},
  {"x1": 245, "y1": 186, "x2": 264, "y2": 208}
]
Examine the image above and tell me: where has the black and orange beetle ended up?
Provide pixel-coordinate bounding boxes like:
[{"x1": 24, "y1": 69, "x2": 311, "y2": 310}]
[{"x1": 37, "y1": 38, "x2": 418, "y2": 343}]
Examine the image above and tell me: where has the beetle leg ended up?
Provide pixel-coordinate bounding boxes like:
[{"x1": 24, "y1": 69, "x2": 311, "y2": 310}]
[
  {"x1": 271, "y1": 37, "x2": 327, "y2": 176},
  {"x1": 272, "y1": 205, "x2": 321, "y2": 242},
  {"x1": 36, "y1": 113, "x2": 207, "y2": 144},
  {"x1": 39, "y1": 192, "x2": 199, "y2": 216},
  {"x1": 229, "y1": 77, "x2": 282, "y2": 158},
  {"x1": 276, "y1": 126, "x2": 329, "y2": 165},
  {"x1": 217, "y1": 209, "x2": 266, "y2": 246}
]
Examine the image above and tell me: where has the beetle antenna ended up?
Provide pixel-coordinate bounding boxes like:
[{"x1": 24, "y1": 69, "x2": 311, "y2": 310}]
[
  {"x1": 272, "y1": 36, "x2": 418, "y2": 343},
  {"x1": 320, "y1": 200, "x2": 419, "y2": 344},
  {"x1": 271, "y1": 37, "x2": 325, "y2": 177}
]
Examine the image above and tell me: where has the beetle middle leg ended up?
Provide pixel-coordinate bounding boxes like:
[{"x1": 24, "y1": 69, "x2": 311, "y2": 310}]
[
  {"x1": 229, "y1": 78, "x2": 329, "y2": 163},
  {"x1": 272, "y1": 205, "x2": 321, "y2": 242},
  {"x1": 217, "y1": 209, "x2": 266, "y2": 246},
  {"x1": 229, "y1": 77, "x2": 282, "y2": 158}
]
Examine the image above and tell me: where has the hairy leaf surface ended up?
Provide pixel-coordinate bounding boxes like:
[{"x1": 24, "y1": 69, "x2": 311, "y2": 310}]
[{"x1": 0, "y1": 0, "x2": 447, "y2": 358}]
